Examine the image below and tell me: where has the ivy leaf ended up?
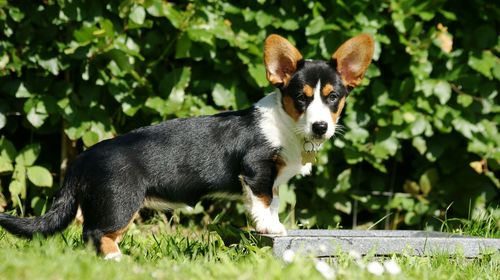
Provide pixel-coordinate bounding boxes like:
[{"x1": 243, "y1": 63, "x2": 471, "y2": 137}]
[{"x1": 27, "y1": 166, "x2": 53, "y2": 187}]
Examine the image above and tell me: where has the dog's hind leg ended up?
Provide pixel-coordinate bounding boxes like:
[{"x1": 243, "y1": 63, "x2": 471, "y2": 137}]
[
  {"x1": 80, "y1": 181, "x2": 144, "y2": 259},
  {"x1": 83, "y1": 213, "x2": 137, "y2": 260}
]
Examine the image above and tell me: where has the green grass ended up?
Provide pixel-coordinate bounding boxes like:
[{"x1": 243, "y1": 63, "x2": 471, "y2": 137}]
[{"x1": 0, "y1": 217, "x2": 499, "y2": 280}]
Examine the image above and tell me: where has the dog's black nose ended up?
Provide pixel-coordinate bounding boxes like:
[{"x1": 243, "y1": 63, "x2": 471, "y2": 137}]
[{"x1": 312, "y1": 121, "x2": 328, "y2": 136}]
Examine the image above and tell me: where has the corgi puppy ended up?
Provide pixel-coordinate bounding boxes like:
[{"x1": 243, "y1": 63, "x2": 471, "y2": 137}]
[{"x1": 0, "y1": 34, "x2": 374, "y2": 259}]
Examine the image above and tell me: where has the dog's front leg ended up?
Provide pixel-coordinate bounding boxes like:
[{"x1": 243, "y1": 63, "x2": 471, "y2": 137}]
[{"x1": 239, "y1": 174, "x2": 287, "y2": 236}]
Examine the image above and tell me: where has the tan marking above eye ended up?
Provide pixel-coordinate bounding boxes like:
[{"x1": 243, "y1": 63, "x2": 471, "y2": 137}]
[
  {"x1": 282, "y1": 95, "x2": 301, "y2": 121},
  {"x1": 303, "y1": 85, "x2": 314, "y2": 97},
  {"x1": 322, "y1": 83, "x2": 334, "y2": 96},
  {"x1": 330, "y1": 96, "x2": 346, "y2": 124}
]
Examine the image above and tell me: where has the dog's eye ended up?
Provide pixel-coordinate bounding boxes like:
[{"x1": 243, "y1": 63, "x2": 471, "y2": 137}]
[
  {"x1": 327, "y1": 92, "x2": 339, "y2": 102},
  {"x1": 297, "y1": 94, "x2": 306, "y2": 102}
]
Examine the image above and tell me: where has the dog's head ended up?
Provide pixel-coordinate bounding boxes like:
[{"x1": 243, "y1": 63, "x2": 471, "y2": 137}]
[{"x1": 264, "y1": 34, "x2": 374, "y2": 143}]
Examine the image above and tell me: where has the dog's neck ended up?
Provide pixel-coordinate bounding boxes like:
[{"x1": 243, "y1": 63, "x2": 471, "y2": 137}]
[
  {"x1": 254, "y1": 90, "x2": 301, "y2": 150},
  {"x1": 255, "y1": 91, "x2": 313, "y2": 177}
]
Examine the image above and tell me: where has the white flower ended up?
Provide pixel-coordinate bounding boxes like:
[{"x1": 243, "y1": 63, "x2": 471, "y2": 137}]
[
  {"x1": 367, "y1": 261, "x2": 385, "y2": 276},
  {"x1": 348, "y1": 250, "x2": 362, "y2": 260},
  {"x1": 383, "y1": 260, "x2": 402, "y2": 275},
  {"x1": 315, "y1": 260, "x2": 336, "y2": 279},
  {"x1": 319, "y1": 244, "x2": 327, "y2": 253},
  {"x1": 282, "y1": 249, "x2": 295, "y2": 263}
]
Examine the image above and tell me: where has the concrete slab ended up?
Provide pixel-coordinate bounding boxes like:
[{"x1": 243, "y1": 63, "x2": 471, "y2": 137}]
[{"x1": 258, "y1": 230, "x2": 500, "y2": 258}]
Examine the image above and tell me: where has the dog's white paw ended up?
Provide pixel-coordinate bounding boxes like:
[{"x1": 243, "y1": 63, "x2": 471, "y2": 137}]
[
  {"x1": 104, "y1": 252, "x2": 123, "y2": 261},
  {"x1": 256, "y1": 221, "x2": 287, "y2": 235}
]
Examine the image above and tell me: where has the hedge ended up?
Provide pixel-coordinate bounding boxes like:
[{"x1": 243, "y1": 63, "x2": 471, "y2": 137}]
[{"x1": 0, "y1": 0, "x2": 498, "y2": 231}]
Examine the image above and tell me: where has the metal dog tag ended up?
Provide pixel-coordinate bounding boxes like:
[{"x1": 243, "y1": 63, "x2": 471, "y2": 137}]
[{"x1": 301, "y1": 151, "x2": 316, "y2": 165}]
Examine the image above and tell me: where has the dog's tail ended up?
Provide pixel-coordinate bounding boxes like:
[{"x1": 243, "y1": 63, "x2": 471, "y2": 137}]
[{"x1": 0, "y1": 165, "x2": 79, "y2": 238}]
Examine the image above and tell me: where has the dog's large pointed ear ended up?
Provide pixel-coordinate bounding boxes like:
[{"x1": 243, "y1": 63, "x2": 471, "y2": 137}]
[
  {"x1": 332, "y1": 34, "x2": 374, "y2": 88},
  {"x1": 264, "y1": 34, "x2": 303, "y2": 86}
]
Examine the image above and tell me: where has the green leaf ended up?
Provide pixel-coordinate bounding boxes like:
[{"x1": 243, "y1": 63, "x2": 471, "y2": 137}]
[
  {"x1": 248, "y1": 63, "x2": 268, "y2": 87},
  {"x1": 0, "y1": 157, "x2": 13, "y2": 173},
  {"x1": 13, "y1": 82, "x2": 32, "y2": 98},
  {"x1": 433, "y1": 80, "x2": 451, "y2": 104},
  {"x1": 212, "y1": 83, "x2": 235, "y2": 109},
  {"x1": 419, "y1": 169, "x2": 438, "y2": 196},
  {"x1": 278, "y1": 184, "x2": 296, "y2": 213},
  {"x1": 145, "y1": 96, "x2": 167, "y2": 116},
  {"x1": 457, "y1": 94, "x2": 473, "y2": 108},
  {"x1": 452, "y1": 118, "x2": 478, "y2": 139},
  {"x1": 145, "y1": 1, "x2": 183, "y2": 28},
  {"x1": 38, "y1": 57, "x2": 60, "y2": 75},
  {"x1": 175, "y1": 33, "x2": 191, "y2": 59},
  {"x1": 468, "y1": 51, "x2": 497, "y2": 79},
  {"x1": 280, "y1": 19, "x2": 299, "y2": 31},
  {"x1": 107, "y1": 49, "x2": 133, "y2": 73},
  {"x1": 129, "y1": 5, "x2": 146, "y2": 25},
  {"x1": 334, "y1": 169, "x2": 352, "y2": 193},
  {"x1": 0, "y1": 111, "x2": 5, "y2": 130},
  {"x1": 8, "y1": 6, "x2": 24, "y2": 22},
  {"x1": 345, "y1": 127, "x2": 369, "y2": 143},
  {"x1": 9, "y1": 180, "x2": 24, "y2": 197},
  {"x1": 372, "y1": 136, "x2": 398, "y2": 159},
  {"x1": 82, "y1": 131, "x2": 100, "y2": 147},
  {"x1": 65, "y1": 120, "x2": 91, "y2": 141},
  {"x1": 27, "y1": 166, "x2": 53, "y2": 187},
  {"x1": 73, "y1": 25, "x2": 98, "y2": 44},
  {"x1": 159, "y1": 67, "x2": 191, "y2": 115},
  {"x1": 412, "y1": 136, "x2": 427, "y2": 155},
  {"x1": 305, "y1": 16, "x2": 325, "y2": 36},
  {"x1": 410, "y1": 115, "x2": 427, "y2": 136},
  {"x1": 255, "y1": 10, "x2": 273, "y2": 28},
  {"x1": 404, "y1": 211, "x2": 421, "y2": 225},
  {"x1": 15, "y1": 143, "x2": 41, "y2": 166},
  {"x1": 0, "y1": 136, "x2": 17, "y2": 161},
  {"x1": 24, "y1": 99, "x2": 48, "y2": 128}
]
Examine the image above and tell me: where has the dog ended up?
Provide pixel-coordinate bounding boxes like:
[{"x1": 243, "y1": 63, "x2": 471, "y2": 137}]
[{"x1": 0, "y1": 34, "x2": 374, "y2": 259}]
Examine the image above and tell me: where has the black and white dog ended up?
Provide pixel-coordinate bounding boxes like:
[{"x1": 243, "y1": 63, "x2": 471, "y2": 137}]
[{"x1": 0, "y1": 34, "x2": 374, "y2": 259}]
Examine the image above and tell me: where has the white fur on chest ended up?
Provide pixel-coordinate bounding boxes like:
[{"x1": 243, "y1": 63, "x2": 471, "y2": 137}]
[{"x1": 255, "y1": 91, "x2": 312, "y2": 187}]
